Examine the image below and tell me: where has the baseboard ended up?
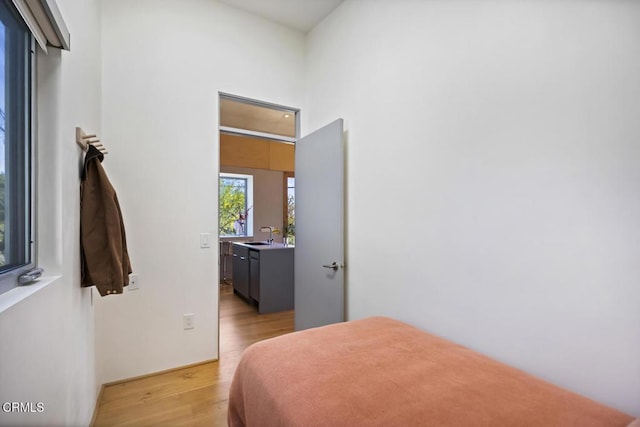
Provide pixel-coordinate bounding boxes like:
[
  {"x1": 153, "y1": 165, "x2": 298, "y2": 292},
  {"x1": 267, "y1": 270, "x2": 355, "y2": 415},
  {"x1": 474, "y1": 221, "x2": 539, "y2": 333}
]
[
  {"x1": 89, "y1": 384, "x2": 105, "y2": 427},
  {"x1": 102, "y1": 359, "x2": 219, "y2": 387}
]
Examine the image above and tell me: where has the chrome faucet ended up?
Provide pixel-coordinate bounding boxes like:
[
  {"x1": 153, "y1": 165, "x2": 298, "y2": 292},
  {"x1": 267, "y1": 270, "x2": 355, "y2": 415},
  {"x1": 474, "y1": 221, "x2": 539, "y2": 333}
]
[{"x1": 259, "y1": 226, "x2": 274, "y2": 244}]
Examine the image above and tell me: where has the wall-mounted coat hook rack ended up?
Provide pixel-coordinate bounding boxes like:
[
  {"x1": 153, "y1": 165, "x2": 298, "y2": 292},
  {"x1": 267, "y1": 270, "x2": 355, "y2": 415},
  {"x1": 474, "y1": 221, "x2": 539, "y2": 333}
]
[{"x1": 76, "y1": 127, "x2": 108, "y2": 154}]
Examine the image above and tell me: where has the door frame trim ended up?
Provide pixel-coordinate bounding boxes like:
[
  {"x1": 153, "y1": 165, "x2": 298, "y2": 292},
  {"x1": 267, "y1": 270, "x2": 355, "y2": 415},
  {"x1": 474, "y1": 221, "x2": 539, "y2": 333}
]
[{"x1": 217, "y1": 91, "x2": 301, "y2": 361}]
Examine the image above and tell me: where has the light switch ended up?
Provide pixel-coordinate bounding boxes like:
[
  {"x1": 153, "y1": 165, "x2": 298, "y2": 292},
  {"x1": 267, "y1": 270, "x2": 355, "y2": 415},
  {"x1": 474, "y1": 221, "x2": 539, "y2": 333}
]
[
  {"x1": 200, "y1": 233, "x2": 211, "y2": 248},
  {"x1": 183, "y1": 313, "x2": 195, "y2": 330}
]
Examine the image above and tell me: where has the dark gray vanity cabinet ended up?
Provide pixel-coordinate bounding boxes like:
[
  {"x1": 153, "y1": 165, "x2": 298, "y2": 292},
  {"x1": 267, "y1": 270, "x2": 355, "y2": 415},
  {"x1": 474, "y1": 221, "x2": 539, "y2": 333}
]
[
  {"x1": 232, "y1": 244, "x2": 250, "y2": 300},
  {"x1": 249, "y1": 250, "x2": 260, "y2": 302},
  {"x1": 250, "y1": 246, "x2": 294, "y2": 314},
  {"x1": 232, "y1": 242, "x2": 294, "y2": 314}
]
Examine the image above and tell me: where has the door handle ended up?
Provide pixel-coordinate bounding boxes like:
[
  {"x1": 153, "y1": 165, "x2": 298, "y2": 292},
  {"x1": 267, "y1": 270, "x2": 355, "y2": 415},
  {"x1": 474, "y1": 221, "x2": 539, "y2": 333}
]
[{"x1": 322, "y1": 262, "x2": 339, "y2": 271}]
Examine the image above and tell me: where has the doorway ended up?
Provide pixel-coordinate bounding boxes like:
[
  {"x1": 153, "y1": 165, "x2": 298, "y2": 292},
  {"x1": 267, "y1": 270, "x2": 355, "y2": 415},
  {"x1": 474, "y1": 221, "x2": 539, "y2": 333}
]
[{"x1": 217, "y1": 93, "x2": 299, "y2": 356}]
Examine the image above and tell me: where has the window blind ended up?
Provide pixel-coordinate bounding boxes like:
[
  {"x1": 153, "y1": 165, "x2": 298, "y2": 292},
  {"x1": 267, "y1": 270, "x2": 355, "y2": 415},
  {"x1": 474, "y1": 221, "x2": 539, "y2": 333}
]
[{"x1": 12, "y1": 0, "x2": 69, "y2": 51}]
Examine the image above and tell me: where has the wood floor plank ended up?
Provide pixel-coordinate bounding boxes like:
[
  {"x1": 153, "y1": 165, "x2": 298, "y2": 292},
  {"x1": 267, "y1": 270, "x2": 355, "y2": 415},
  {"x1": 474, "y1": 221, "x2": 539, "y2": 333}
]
[{"x1": 92, "y1": 283, "x2": 294, "y2": 426}]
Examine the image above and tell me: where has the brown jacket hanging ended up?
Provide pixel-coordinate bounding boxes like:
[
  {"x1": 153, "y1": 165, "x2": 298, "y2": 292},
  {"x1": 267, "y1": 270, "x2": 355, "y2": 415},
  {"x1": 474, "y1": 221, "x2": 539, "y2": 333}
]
[{"x1": 80, "y1": 145, "x2": 132, "y2": 296}]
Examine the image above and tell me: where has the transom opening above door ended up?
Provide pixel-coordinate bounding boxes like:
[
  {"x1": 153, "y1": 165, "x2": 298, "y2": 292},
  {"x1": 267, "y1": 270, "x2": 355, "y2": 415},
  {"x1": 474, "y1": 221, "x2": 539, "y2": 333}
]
[{"x1": 219, "y1": 93, "x2": 299, "y2": 143}]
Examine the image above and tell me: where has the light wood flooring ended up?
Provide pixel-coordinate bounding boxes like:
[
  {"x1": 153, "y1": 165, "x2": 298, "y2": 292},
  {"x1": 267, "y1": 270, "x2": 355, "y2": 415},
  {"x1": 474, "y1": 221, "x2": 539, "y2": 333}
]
[{"x1": 92, "y1": 283, "x2": 294, "y2": 426}]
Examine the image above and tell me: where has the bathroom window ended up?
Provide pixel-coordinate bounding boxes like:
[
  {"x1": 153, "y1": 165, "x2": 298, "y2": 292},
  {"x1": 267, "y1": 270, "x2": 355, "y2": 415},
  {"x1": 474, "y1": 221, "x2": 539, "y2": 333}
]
[
  {"x1": 219, "y1": 173, "x2": 253, "y2": 237},
  {"x1": 0, "y1": 0, "x2": 34, "y2": 296}
]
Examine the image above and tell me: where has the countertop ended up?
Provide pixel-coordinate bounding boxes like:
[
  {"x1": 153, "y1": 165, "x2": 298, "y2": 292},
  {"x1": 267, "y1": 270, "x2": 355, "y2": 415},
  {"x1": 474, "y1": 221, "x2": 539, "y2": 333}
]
[{"x1": 232, "y1": 241, "x2": 294, "y2": 251}]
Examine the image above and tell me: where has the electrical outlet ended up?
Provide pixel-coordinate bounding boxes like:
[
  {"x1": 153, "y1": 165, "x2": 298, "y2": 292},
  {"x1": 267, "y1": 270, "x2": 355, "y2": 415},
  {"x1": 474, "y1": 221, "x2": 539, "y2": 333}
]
[
  {"x1": 183, "y1": 313, "x2": 195, "y2": 330},
  {"x1": 128, "y1": 274, "x2": 139, "y2": 291}
]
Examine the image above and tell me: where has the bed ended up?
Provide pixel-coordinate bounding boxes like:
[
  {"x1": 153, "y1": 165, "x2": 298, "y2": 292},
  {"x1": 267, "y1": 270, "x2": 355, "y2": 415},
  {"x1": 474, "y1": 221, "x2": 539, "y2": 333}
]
[{"x1": 228, "y1": 317, "x2": 635, "y2": 427}]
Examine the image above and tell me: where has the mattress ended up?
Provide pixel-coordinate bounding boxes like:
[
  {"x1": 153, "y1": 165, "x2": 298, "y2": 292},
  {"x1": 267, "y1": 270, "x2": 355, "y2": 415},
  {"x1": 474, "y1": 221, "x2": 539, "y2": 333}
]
[{"x1": 228, "y1": 316, "x2": 634, "y2": 426}]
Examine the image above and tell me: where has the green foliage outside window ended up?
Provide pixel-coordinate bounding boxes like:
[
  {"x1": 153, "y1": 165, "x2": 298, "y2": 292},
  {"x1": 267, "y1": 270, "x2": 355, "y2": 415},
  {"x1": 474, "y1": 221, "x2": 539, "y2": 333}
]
[
  {"x1": 286, "y1": 193, "x2": 295, "y2": 243},
  {"x1": 219, "y1": 177, "x2": 249, "y2": 236}
]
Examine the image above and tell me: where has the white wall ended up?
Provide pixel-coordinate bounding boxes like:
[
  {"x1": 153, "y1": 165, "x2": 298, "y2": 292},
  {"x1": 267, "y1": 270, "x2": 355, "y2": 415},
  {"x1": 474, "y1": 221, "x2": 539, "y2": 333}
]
[
  {"x1": 97, "y1": 0, "x2": 305, "y2": 383},
  {"x1": 307, "y1": 0, "x2": 640, "y2": 416},
  {"x1": 0, "y1": 0, "x2": 102, "y2": 425}
]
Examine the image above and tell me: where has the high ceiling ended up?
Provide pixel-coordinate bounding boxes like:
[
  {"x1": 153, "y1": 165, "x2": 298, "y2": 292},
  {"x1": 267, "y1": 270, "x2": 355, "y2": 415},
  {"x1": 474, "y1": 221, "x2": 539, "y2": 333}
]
[{"x1": 216, "y1": 0, "x2": 344, "y2": 33}]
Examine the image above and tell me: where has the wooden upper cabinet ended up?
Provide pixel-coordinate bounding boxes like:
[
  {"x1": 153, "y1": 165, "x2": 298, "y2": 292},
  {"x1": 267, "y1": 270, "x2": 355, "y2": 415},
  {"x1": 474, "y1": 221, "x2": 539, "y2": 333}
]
[
  {"x1": 220, "y1": 133, "x2": 294, "y2": 172},
  {"x1": 220, "y1": 134, "x2": 269, "y2": 169},
  {"x1": 269, "y1": 142, "x2": 294, "y2": 172}
]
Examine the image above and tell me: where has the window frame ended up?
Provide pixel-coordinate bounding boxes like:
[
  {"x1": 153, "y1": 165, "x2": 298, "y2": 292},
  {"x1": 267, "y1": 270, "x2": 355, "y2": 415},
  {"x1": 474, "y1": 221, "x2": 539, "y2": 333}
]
[
  {"x1": 0, "y1": 0, "x2": 36, "y2": 296},
  {"x1": 219, "y1": 172, "x2": 254, "y2": 238},
  {"x1": 218, "y1": 92, "x2": 299, "y2": 143},
  {"x1": 283, "y1": 172, "x2": 294, "y2": 240}
]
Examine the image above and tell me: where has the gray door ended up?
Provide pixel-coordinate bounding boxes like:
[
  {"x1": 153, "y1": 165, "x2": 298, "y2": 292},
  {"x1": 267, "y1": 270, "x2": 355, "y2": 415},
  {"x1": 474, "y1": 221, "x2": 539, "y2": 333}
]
[{"x1": 295, "y1": 119, "x2": 344, "y2": 331}]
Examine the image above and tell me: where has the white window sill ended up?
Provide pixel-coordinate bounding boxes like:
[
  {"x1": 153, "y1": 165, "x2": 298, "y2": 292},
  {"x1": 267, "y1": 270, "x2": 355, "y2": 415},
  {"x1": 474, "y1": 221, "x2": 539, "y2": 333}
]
[{"x1": 0, "y1": 275, "x2": 63, "y2": 314}]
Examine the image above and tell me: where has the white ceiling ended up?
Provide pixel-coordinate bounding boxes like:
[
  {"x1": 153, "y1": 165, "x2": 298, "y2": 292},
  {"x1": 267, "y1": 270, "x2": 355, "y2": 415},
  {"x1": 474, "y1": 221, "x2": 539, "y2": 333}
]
[{"x1": 217, "y1": 0, "x2": 344, "y2": 33}]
